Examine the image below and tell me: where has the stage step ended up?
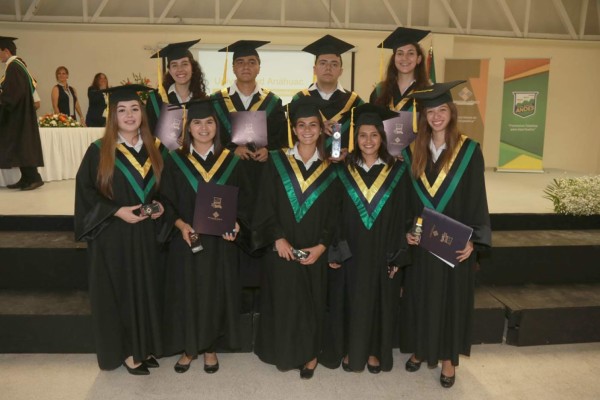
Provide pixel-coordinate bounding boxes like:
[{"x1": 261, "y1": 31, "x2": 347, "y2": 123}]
[
  {"x1": 479, "y1": 230, "x2": 600, "y2": 285},
  {"x1": 487, "y1": 284, "x2": 600, "y2": 346}
]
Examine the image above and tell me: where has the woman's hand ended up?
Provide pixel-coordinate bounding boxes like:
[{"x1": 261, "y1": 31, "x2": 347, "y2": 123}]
[
  {"x1": 275, "y1": 238, "x2": 294, "y2": 261},
  {"x1": 456, "y1": 240, "x2": 474, "y2": 262},
  {"x1": 328, "y1": 148, "x2": 348, "y2": 163},
  {"x1": 406, "y1": 232, "x2": 420, "y2": 246},
  {"x1": 114, "y1": 205, "x2": 148, "y2": 224},
  {"x1": 175, "y1": 219, "x2": 194, "y2": 247},
  {"x1": 222, "y1": 222, "x2": 240, "y2": 242},
  {"x1": 150, "y1": 200, "x2": 164, "y2": 219},
  {"x1": 328, "y1": 262, "x2": 342, "y2": 269},
  {"x1": 234, "y1": 145, "x2": 253, "y2": 160},
  {"x1": 252, "y1": 147, "x2": 268, "y2": 162},
  {"x1": 299, "y1": 244, "x2": 326, "y2": 266}
]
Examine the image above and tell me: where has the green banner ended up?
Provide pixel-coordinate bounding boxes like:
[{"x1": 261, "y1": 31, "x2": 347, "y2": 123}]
[{"x1": 498, "y1": 59, "x2": 550, "y2": 171}]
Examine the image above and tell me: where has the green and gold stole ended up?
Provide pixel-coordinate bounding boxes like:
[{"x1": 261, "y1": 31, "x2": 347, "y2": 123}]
[
  {"x1": 94, "y1": 138, "x2": 168, "y2": 203},
  {"x1": 169, "y1": 148, "x2": 239, "y2": 190},
  {"x1": 270, "y1": 149, "x2": 337, "y2": 223},
  {"x1": 402, "y1": 135, "x2": 477, "y2": 213},
  {"x1": 337, "y1": 162, "x2": 406, "y2": 230},
  {"x1": 211, "y1": 88, "x2": 281, "y2": 136}
]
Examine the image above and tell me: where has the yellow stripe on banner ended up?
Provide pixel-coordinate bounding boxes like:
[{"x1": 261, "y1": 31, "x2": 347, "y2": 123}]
[
  {"x1": 499, "y1": 154, "x2": 543, "y2": 170},
  {"x1": 505, "y1": 64, "x2": 550, "y2": 83}
]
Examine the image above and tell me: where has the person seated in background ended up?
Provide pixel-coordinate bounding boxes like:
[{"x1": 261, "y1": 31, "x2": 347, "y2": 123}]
[
  {"x1": 51, "y1": 65, "x2": 85, "y2": 124},
  {"x1": 86, "y1": 72, "x2": 109, "y2": 127}
]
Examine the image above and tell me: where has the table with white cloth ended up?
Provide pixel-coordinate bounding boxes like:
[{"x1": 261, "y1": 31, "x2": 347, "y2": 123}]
[{"x1": 0, "y1": 127, "x2": 104, "y2": 186}]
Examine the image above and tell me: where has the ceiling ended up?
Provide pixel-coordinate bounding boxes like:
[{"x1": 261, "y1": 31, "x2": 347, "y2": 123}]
[{"x1": 1, "y1": 0, "x2": 599, "y2": 40}]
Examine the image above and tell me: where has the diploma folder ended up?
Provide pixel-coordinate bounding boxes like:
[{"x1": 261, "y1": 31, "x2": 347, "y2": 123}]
[
  {"x1": 383, "y1": 111, "x2": 417, "y2": 157},
  {"x1": 155, "y1": 103, "x2": 184, "y2": 150},
  {"x1": 419, "y1": 207, "x2": 473, "y2": 267},
  {"x1": 230, "y1": 110, "x2": 268, "y2": 148},
  {"x1": 192, "y1": 181, "x2": 239, "y2": 236}
]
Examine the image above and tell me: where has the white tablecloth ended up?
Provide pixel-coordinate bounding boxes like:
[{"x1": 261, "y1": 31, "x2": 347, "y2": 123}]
[{"x1": 0, "y1": 127, "x2": 104, "y2": 186}]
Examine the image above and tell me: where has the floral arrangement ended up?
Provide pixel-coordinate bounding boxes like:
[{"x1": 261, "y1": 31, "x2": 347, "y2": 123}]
[
  {"x1": 544, "y1": 176, "x2": 600, "y2": 215},
  {"x1": 120, "y1": 73, "x2": 152, "y2": 102},
  {"x1": 38, "y1": 113, "x2": 81, "y2": 128}
]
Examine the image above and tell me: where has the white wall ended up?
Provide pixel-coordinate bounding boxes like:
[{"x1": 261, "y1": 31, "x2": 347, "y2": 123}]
[{"x1": 2, "y1": 22, "x2": 599, "y2": 173}]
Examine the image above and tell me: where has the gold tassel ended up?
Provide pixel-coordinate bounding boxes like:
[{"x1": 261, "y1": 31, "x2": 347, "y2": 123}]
[
  {"x1": 156, "y1": 49, "x2": 168, "y2": 102},
  {"x1": 221, "y1": 46, "x2": 228, "y2": 87},
  {"x1": 412, "y1": 98, "x2": 418, "y2": 133},
  {"x1": 379, "y1": 41, "x2": 384, "y2": 83},
  {"x1": 105, "y1": 94, "x2": 110, "y2": 121},
  {"x1": 287, "y1": 104, "x2": 293, "y2": 148},
  {"x1": 348, "y1": 107, "x2": 355, "y2": 153},
  {"x1": 180, "y1": 104, "x2": 188, "y2": 146}
]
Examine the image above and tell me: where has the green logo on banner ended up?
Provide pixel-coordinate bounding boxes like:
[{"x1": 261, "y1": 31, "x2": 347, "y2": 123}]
[{"x1": 513, "y1": 91, "x2": 538, "y2": 118}]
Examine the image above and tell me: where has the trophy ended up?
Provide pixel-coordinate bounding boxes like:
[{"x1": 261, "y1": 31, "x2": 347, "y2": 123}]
[
  {"x1": 412, "y1": 217, "x2": 423, "y2": 240},
  {"x1": 292, "y1": 248, "x2": 310, "y2": 261},
  {"x1": 139, "y1": 202, "x2": 161, "y2": 217},
  {"x1": 189, "y1": 232, "x2": 204, "y2": 253},
  {"x1": 331, "y1": 122, "x2": 342, "y2": 158}
]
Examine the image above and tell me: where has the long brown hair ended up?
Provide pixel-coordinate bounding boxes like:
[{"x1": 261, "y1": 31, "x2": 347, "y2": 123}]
[
  {"x1": 177, "y1": 114, "x2": 223, "y2": 159},
  {"x1": 97, "y1": 99, "x2": 164, "y2": 199},
  {"x1": 410, "y1": 102, "x2": 460, "y2": 178},
  {"x1": 163, "y1": 51, "x2": 208, "y2": 100},
  {"x1": 346, "y1": 124, "x2": 395, "y2": 171},
  {"x1": 292, "y1": 114, "x2": 326, "y2": 161},
  {"x1": 374, "y1": 43, "x2": 428, "y2": 107}
]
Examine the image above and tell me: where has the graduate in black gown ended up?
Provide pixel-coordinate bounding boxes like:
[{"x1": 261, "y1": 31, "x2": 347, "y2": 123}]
[
  {"x1": 159, "y1": 99, "x2": 246, "y2": 374},
  {"x1": 369, "y1": 28, "x2": 431, "y2": 112},
  {"x1": 146, "y1": 39, "x2": 208, "y2": 133},
  {"x1": 75, "y1": 84, "x2": 167, "y2": 375},
  {"x1": 400, "y1": 82, "x2": 491, "y2": 388},
  {"x1": 252, "y1": 96, "x2": 339, "y2": 379},
  {"x1": 321, "y1": 104, "x2": 410, "y2": 373}
]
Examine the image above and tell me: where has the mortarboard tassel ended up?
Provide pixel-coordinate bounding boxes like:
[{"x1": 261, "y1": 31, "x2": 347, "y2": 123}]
[
  {"x1": 221, "y1": 46, "x2": 228, "y2": 87},
  {"x1": 348, "y1": 107, "x2": 355, "y2": 153},
  {"x1": 180, "y1": 104, "x2": 188, "y2": 146},
  {"x1": 156, "y1": 49, "x2": 169, "y2": 103},
  {"x1": 286, "y1": 104, "x2": 293, "y2": 148},
  {"x1": 412, "y1": 98, "x2": 418, "y2": 133},
  {"x1": 379, "y1": 41, "x2": 384, "y2": 83}
]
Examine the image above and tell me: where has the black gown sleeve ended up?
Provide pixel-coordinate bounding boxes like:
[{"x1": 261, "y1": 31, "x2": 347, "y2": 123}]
[{"x1": 463, "y1": 144, "x2": 492, "y2": 249}]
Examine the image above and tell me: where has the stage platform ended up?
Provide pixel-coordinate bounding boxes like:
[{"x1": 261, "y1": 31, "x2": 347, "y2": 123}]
[{"x1": 1, "y1": 168, "x2": 599, "y2": 353}]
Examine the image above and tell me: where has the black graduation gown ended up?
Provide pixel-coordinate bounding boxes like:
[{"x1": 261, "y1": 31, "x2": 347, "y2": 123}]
[
  {"x1": 146, "y1": 90, "x2": 181, "y2": 134},
  {"x1": 291, "y1": 88, "x2": 364, "y2": 150},
  {"x1": 369, "y1": 81, "x2": 417, "y2": 112},
  {"x1": 0, "y1": 57, "x2": 43, "y2": 168},
  {"x1": 252, "y1": 149, "x2": 339, "y2": 370},
  {"x1": 210, "y1": 87, "x2": 288, "y2": 287},
  {"x1": 159, "y1": 149, "x2": 246, "y2": 356},
  {"x1": 320, "y1": 162, "x2": 410, "y2": 371},
  {"x1": 399, "y1": 136, "x2": 491, "y2": 367},
  {"x1": 86, "y1": 87, "x2": 107, "y2": 127},
  {"x1": 74, "y1": 139, "x2": 167, "y2": 370}
]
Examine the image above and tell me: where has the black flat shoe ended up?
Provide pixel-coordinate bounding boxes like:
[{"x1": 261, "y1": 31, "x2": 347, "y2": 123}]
[
  {"x1": 367, "y1": 363, "x2": 381, "y2": 374},
  {"x1": 300, "y1": 365, "x2": 316, "y2": 380},
  {"x1": 405, "y1": 357, "x2": 422, "y2": 372},
  {"x1": 204, "y1": 361, "x2": 219, "y2": 374},
  {"x1": 440, "y1": 372, "x2": 456, "y2": 388},
  {"x1": 143, "y1": 356, "x2": 159, "y2": 368},
  {"x1": 123, "y1": 362, "x2": 150, "y2": 376},
  {"x1": 341, "y1": 360, "x2": 352, "y2": 372}
]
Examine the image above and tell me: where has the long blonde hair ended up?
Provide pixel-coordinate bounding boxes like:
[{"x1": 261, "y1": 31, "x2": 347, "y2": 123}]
[
  {"x1": 410, "y1": 101, "x2": 460, "y2": 178},
  {"x1": 96, "y1": 100, "x2": 163, "y2": 199}
]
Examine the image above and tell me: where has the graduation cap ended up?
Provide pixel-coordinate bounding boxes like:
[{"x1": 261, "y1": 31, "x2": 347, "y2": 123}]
[
  {"x1": 0, "y1": 36, "x2": 17, "y2": 52},
  {"x1": 285, "y1": 96, "x2": 329, "y2": 147},
  {"x1": 150, "y1": 39, "x2": 200, "y2": 62},
  {"x1": 219, "y1": 40, "x2": 269, "y2": 60},
  {"x1": 347, "y1": 103, "x2": 398, "y2": 127},
  {"x1": 183, "y1": 97, "x2": 219, "y2": 120},
  {"x1": 302, "y1": 35, "x2": 354, "y2": 57},
  {"x1": 379, "y1": 27, "x2": 430, "y2": 50},
  {"x1": 101, "y1": 84, "x2": 153, "y2": 105},
  {"x1": 408, "y1": 80, "x2": 465, "y2": 109}
]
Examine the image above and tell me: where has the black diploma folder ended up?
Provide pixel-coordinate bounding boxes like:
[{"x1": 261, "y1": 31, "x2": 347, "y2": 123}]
[
  {"x1": 192, "y1": 181, "x2": 239, "y2": 236},
  {"x1": 155, "y1": 103, "x2": 184, "y2": 150},
  {"x1": 383, "y1": 111, "x2": 417, "y2": 157},
  {"x1": 419, "y1": 207, "x2": 473, "y2": 267},
  {"x1": 230, "y1": 110, "x2": 268, "y2": 148}
]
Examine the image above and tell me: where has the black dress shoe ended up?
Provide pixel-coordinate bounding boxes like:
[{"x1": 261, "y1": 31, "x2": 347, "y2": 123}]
[
  {"x1": 405, "y1": 357, "x2": 422, "y2": 372},
  {"x1": 6, "y1": 180, "x2": 23, "y2": 189},
  {"x1": 21, "y1": 181, "x2": 44, "y2": 191},
  {"x1": 367, "y1": 363, "x2": 381, "y2": 374},
  {"x1": 440, "y1": 372, "x2": 456, "y2": 388},
  {"x1": 123, "y1": 362, "x2": 150, "y2": 376},
  {"x1": 341, "y1": 360, "x2": 352, "y2": 372},
  {"x1": 203, "y1": 361, "x2": 219, "y2": 374},
  {"x1": 143, "y1": 356, "x2": 159, "y2": 368},
  {"x1": 300, "y1": 365, "x2": 316, "y2": 380},
  {"x1": 174, "y1": 361, "x2": 192, "y2": 373}
]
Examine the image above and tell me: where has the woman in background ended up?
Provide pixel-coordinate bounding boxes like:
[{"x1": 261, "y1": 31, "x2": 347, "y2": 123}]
[
  {"x1": 86, "y1": 72, "x2": 109, "y2": 127},
  {"x1": 51, "y1": 65, "x2": 85, "y2": 124}
]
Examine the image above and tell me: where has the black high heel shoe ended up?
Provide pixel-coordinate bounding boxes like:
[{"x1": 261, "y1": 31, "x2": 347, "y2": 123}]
[
  {"x1": 143, "y1": 356, "x2": 159, "y2": 368},
  {"x1": 123, "y1": 361, "x2": 150, "y2": 376},
  {"x1": 405, "y1": 356, "x2": 422, "y2": 372},
  {"x1": 440, "y1": 371, "x2": 456, "y2": 388}
]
